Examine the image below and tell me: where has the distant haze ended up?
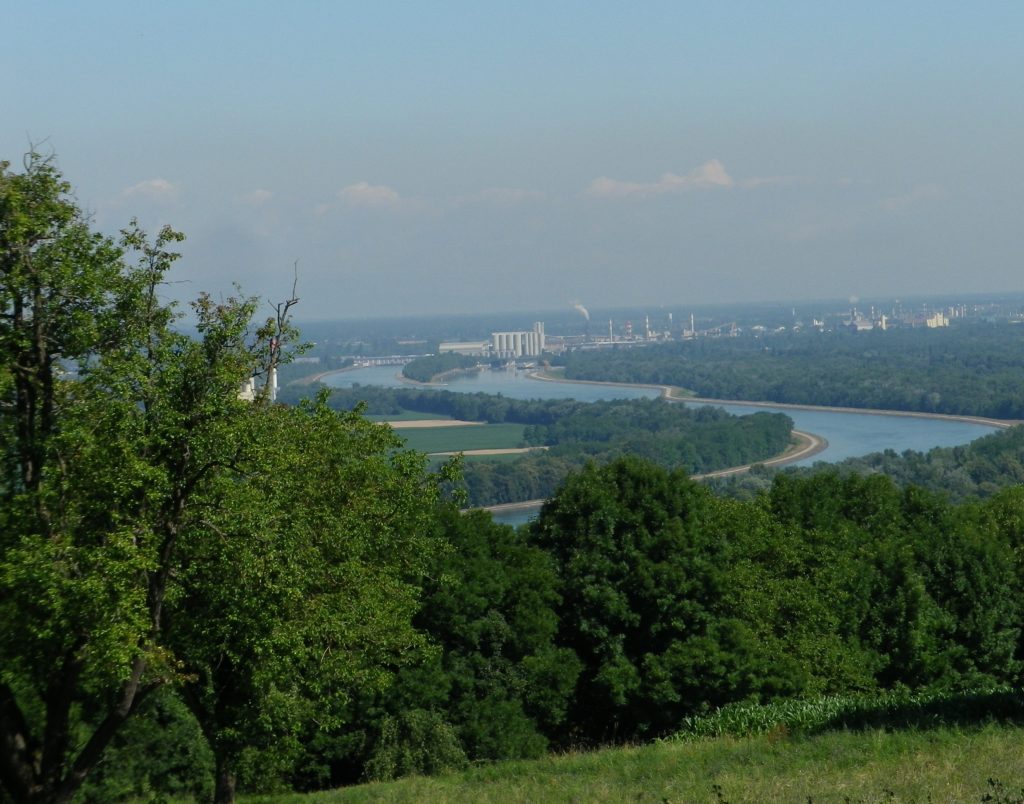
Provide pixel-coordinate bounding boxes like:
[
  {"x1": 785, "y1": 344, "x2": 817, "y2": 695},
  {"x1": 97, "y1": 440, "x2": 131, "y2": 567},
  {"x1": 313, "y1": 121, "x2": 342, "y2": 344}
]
[{"x1": 4, "y1": 2, "x2": 1022, "y2": 318}]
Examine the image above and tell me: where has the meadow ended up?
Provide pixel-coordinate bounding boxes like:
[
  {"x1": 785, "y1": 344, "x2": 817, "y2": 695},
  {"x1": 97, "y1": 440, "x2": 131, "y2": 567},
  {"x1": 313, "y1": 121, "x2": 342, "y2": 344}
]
[
  {"x1": 246, "y1": 723, "x2": 1024, "y2": 803},
  {"x1": 397, "y1": 424, "x2": 527, "y2": 454}
]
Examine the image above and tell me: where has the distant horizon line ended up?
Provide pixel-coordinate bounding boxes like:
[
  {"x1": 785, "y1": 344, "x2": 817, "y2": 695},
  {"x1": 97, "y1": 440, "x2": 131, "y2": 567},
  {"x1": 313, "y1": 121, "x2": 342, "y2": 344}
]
[{"x1": 291, "y1": 288, "x2": 1024, "y2": 325}]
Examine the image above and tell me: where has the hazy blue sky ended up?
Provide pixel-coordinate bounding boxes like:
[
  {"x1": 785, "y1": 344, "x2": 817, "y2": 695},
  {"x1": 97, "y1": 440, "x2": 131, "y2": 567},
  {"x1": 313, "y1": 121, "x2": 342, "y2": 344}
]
[{"x1": 4, "y1": 2, "x2": 1022, "y2": 319}]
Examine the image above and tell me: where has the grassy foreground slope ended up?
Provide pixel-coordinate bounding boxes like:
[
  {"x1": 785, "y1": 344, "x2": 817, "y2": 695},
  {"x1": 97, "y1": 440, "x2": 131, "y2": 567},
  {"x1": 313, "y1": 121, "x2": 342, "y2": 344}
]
[{"x1": 248, "y1": 724, "x2": 1024, "y2": 803}]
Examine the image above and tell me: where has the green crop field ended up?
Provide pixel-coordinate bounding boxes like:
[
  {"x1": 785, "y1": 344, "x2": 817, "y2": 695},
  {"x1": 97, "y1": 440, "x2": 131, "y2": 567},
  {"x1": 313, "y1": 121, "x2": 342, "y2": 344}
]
[
  {"x1": 398, "y1": 424, "x2": 527, "y2": 454},
  {"x1": 427, "y1": 452, "x2": 528, "y2": 471}
]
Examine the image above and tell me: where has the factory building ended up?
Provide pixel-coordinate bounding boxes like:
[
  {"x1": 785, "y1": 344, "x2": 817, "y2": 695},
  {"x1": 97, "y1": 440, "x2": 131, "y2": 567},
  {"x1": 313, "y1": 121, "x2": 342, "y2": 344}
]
[
  {"x1": 490, "y1": 322, "x2": 545, "y2": 358},
  {"x1": 436, "y1": 322, "x2": 547, "y2": 358},
  {"x1": 438, "y1": 341, "x2": 489, "y2": 356}
]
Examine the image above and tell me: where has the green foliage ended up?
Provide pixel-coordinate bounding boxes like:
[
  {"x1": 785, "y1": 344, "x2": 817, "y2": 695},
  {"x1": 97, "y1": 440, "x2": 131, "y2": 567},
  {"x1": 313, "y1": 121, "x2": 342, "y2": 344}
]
[
  {"x1": 401, "y1": 354, "x2": 480, "y2": 383},
  {"x1": 397, "y1": 423, "x2": 527, "y2": 454},
  {"x1": 363, "y1": 710, "x2": 468, "y2": 782},
  {"x1": 165, "y1": 397, "x2": 449, "y2": 795},
  {"x1": 305, "y1": 384, "x2": 793, "y2": 507},
  {"x1": 248, "y1": 722, "x2": 1024, "y2": 803},
  {"x1": 760, "y1": 472, "x2": 1022, "y2": 692},
  {"x1": 674, "y1": 687, "x2": 1024, "y2": 741},
  {"x1": 713, "y1": 425, "x2": 1024, "y2": 504},
  {"x1": 0, "y1": 155, "x2": 452, "y2": 804},
  {"x1": 532, "y1": 458, "x2": 768, "y2": 741},
  {"x1": 557, "y1": 324, "x2": 1024, "y2": 418},
  {"x1": 522, "y1": 458, "x2": 1024, "y2": 749},
  {"x1": 77, "y1": 689, "x2": 214, "y2": 803},
  {"x1": 357, "y1": 508, "x2": 579, "y2": 775},
  {"x1": 459, "y1": 400, "x2": 790, "y2": 507}
]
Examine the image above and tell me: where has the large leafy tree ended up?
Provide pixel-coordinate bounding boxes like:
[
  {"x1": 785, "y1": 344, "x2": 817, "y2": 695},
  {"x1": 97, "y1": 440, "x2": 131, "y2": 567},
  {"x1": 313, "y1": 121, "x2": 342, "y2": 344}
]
[
  {"x1": 531, "y1": 457, "x2": 774, "y2": 743},
  {"x1": 168, "y1": 399, "x2": 447, "y2": 800},
  {"x1": 0, "y1": 154, "x2": 446, "y2": 803}
]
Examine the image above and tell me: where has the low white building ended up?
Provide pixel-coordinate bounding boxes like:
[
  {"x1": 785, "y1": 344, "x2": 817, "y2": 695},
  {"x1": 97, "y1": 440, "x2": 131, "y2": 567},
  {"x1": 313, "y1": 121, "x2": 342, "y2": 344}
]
[{"x1": 437, "y1": 340, "x2": 490, "y2": 356}]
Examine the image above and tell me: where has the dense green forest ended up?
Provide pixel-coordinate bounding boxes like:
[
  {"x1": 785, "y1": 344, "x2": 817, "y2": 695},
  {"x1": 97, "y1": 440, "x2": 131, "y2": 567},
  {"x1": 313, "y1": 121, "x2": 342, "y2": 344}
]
[
  {"x1": 65, "y1": 461, "x2": 1024, "y2": 797},
  {"x1": 557, "y1": 326, "x2": 1024, "y2": 418}
]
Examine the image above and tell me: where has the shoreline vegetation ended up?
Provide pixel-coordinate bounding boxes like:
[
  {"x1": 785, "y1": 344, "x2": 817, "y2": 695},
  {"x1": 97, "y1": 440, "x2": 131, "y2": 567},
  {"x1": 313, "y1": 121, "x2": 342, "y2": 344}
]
[
  {"x1": 555, "y1": 328, "x2": 1024, "y2": 420},
  {"x1": 529, "y1": 369, "x2": 1019, "y2": 429},
  {"x1": 478, "y1": 429, "x2": 827, "y2": 515},
  {"x1": 309, "y1": 363, "x2": 1018, "y2": 430},
  {"x1": 303, "y1": 364, "x2": 1015, "y2": 514}
]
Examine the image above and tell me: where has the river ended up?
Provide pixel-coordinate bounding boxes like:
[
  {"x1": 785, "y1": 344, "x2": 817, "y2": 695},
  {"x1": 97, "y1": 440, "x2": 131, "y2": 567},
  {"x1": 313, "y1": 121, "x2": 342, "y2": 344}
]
[{"x1": 324, "y1": 365, "x2": 1002, "y2": 525}]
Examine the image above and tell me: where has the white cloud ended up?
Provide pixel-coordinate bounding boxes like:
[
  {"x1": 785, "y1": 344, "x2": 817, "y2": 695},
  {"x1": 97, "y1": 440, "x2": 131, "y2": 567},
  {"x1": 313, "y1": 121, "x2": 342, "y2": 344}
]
[
  {"x1": 122, "y1": 178, "x2": 178, "y2": 201},
  {"x1": 882, "y1": 183, "x2": 948, "y2": 212},
  {"x1": 585, "y1": 159, "x2": 734, "y2": 199},
  {"x1": 338, "y1": 181, "x2": 400, "y2": 207},
  {"x1": 240, "y1": 188, "x2": 273, "y2": 205}
]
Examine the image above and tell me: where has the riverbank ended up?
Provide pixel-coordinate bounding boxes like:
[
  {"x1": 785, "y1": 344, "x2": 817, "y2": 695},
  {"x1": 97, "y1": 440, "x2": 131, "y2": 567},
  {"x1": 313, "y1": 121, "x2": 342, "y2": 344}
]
[
  {"x1": 321, "y1": 365, "x2": 1005, "y2": 518},
  {"x1": 484, "y1": 371, "x2": 1017, "y2": 517},
  {"x1": 529, "y1": 370, "x2": 1019, "y2": 430},
  {"x1": 693, "y1": 429, "x2": 828, "y2": 479},
  {"x1": 669, "y1": 391, "x2": 1019, "y2": 430},
  {"x1": 289, "y1": 364, "x2": 360, "y2": 385},
  {"x1": 478, "y1": 428, "x2": 827, "y2": 516},
  {"x1": 386, "y1": 419, "x2": 483, "y2": 428},
  {"x1": 429, "y1": 446, "x2": 548, "y2": 458},
  {"x1": 299, "y1": 366, "x2": 448, "y2": 388}
]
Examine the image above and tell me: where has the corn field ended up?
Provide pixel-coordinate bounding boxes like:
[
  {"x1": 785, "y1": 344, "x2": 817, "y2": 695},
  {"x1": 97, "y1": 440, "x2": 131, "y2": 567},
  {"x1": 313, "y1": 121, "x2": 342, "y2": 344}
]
[{"x1": 671, "y1": 687, "x2": 1024, "y2": 741}]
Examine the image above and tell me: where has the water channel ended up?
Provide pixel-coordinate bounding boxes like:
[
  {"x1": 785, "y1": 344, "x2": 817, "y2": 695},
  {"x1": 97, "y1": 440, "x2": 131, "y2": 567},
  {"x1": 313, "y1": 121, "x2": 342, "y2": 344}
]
[{"x1": 324, "y1": 365, "x2": 1002, "y2": 525}]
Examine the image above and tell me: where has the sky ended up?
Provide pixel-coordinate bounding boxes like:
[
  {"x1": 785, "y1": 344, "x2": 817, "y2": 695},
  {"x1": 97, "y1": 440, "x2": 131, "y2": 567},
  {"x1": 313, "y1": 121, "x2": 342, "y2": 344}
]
[{"x1": 4, "y1": 2, "x2": 1023, "y2": 320}]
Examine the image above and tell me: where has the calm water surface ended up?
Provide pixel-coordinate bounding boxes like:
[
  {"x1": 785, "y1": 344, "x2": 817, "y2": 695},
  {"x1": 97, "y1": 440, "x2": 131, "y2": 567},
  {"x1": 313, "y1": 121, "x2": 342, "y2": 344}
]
[
  {"x1": 326, "y1": 364, "x2": 659, "y2": 402},
  {"x1": 325, "y1": 366, "x2": 1000, "y2": 526}
]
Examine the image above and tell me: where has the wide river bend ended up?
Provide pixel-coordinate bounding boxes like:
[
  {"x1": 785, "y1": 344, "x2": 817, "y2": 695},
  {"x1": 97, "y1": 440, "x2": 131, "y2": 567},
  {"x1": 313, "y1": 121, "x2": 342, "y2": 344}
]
[{"x1": 324, "y1": 365, "x2": 1005, "y2": 525}]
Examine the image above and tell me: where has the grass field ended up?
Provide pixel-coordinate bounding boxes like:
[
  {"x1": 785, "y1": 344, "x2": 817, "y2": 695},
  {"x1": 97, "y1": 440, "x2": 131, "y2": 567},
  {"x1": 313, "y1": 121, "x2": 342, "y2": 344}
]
[
  {"x1": 245, "y1": 723, "x2": 1024, "y2": 803},
  {"x1": 398, "y1": 424, "x2": 527, "y2": 454},
  {"x1": 427, "y1": 452, "x2": 528, "y2": 471}
]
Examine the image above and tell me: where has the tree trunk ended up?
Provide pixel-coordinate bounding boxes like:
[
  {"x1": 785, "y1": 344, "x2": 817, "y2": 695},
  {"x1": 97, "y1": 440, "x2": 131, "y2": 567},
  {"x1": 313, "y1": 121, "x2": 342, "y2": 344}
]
[{"x1": 214, "y1": 755, "x2": 237, "y2": 804}]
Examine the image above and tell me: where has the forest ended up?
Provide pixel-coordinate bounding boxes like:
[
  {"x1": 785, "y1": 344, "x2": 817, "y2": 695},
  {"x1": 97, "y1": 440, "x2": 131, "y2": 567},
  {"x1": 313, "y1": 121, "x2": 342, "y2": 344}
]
[
  {"x1": 710, "y1": 420, "x2": 1024, "y2": 503},
  {"x1": 35, "y1": 460, "x2": 1024, "y2": 800},
  {"x1": 399, "y1": 353, "x2": 481, "y2": 383},
  {"x1": 5, "y1": 156, "x2": 1024, "y2": 804},
  {"x1": 287, "y1": 384, "x2": 792, "y2": 506},
  {"x1": 557, "y1": 326, "x2": 1024, "y2": 418},
  {"x1": 456, "y1": 399, "x2": 788, "y2": 506}
]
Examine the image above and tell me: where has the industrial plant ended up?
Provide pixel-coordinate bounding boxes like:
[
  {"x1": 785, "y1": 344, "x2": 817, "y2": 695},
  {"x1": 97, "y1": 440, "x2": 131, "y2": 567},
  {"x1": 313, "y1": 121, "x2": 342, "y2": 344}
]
[{"x1": 439, "y1": 321, "x2": 546, "y2": 358}]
